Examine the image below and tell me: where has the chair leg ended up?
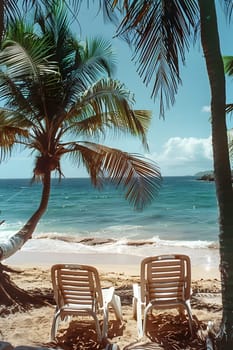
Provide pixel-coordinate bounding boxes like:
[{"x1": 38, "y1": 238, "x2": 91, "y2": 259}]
[
  {"x1": 136, "y1": 300, "x2": 144, "y2": 338},
  {"x1": 102, "y1": 307, "x2": 109, "y2": 340},
  {"x1": 51, "y1": 313, "x2": 61, "y2": 340},
  {"x1": 142, "y1": 303, "x2": 153, "y2": 337},
  {"x1": 185, "y1": 303, "x2": 193, "y2": 337},
  {"x1": 132, "y1": 297, "x2": 137, "y2": 320},
  {"x1": 178, "y1": 306, "x2": 185, "y2": 317},
  {"x1": 179, "y1": 302, "x2": 193, "y2": 337},
  {"x1": 87, "y1": 311, "x2": 102, "y2": 342},
  {"x1": 50, "y1": 321, "x2": 56, "y2": 341},
  {"x1": 111, "y1": 294, "x2": 122, "y2": 321}
]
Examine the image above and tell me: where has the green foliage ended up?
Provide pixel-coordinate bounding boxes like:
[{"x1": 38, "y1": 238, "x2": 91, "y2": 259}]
[{"x1": 0, "y1": 1, "x2": 161, "y2": 210}]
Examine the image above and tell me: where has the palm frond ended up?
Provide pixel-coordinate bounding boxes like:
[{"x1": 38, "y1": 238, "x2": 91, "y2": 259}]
[
  {"x1": 71, "y1": 37, "x2": 117, "y2": 90},
  {"x1": 3, "y1": 0, "x2": 21, "y2": 27},
  {"x1": 220, "y1": 0, "x2": 233, "y2": 23},
  {"x1": 83, "y1": 37, "x2": 117, "y2": 77},
  {"x1": 0, "y1": 110, "x2": 29, "y2": 161},
  {"x1": 0, "y1": 70, "x2": 26, "y2": 105},
  {"x1": 112, "y1": 0, "x2": 199, "y2": 117},
  {"x1": 63, "y1": 0, "x2": 120, "y2": 26},
  {"x1": 67, "y1": 78, "x2": 151, "y2": 147},
  {"x1": 223, "y1": 56, "x2": 233, "y2": 76},
  {"x1": 1, "y1": 18, "x2": 59, "y2": 81},
  {"x1": 226, "y1": 103, "x2": 233, "y2": 114},
  {"x1": 103, "y1": 149, "x2": 161, "y2": 210},
  {"x1": 0, "y1": 19, "x2": 62, "y2": 121},
  {"x1": 39, "y1": 0, "x2": 72, "y2": 54},
  {"x1": 0, "y1": 38, "x2": 58, "y2": 81},
  {"x1": 67, "y1": 141, "x2": 161, "y2": 210}
]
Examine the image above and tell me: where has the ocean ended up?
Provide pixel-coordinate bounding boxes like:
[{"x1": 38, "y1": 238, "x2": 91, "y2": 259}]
[{"x1": 0, "y1": 176, "x2": 219, "y2": 256}]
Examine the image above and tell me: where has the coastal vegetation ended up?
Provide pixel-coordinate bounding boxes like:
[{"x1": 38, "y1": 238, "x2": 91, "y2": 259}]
[
  {"x1": 0, "y1": 2, "x2": 161, "y2": 306},
  {"x1": 98, "y1": 2, "x2": 232, "y2": 348},
  {"x1": 1, "y1": 1, "x2": 233, "y2": 348}
]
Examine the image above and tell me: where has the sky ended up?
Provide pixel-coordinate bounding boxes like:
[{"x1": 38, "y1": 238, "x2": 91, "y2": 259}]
[{"x1": 1, "y1": 2, "x2": 233, "y2": 178}]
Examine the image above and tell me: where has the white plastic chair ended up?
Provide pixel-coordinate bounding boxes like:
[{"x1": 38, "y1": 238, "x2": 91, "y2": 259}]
[
  {"x1": 133, "y1": 254, "x2": 193, "y2": 338},
  {"x1": 50, "y1": 263, "x2": 122, "y2": 342}
]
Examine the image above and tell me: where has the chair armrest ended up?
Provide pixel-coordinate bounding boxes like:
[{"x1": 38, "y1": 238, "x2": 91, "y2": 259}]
[
  {"x1": 102, "y1": 287, "x2": 122, "y2": 321},
  {"x1": 133, "y1": 283, "x2": 141, "y2": 300},
  {"x1": 132, "y1": 283, "x2": 143, "y2": 338},
  {"x1": 102, "y1": 287, "x2": 115, "y2": 305}
]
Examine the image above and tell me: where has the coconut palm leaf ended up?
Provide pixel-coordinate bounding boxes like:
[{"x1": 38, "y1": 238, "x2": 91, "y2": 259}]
[
  {"x1": 67, "y1": 141, "x2": 161, "y2": 210},
  {"x1": 0, "y1": 110, "x2": 29, "y2": 160},
  {"x1": 221, "y1": 0, "x2": 233, "y2": 21},
  {"x1": 66, "y1": 78, "x2": 150, "y2": 147},
  {"x1": 77, "y1": 0, "x2": 198, "y2": 117},
  {"x1": 223, "y1": 56, "x2": 233, "y2": 76},
  {"x1": 113, "y1": 1, "x2": 199, "y2": 116},
  {"x1": 226, "y1": 103, "x2": 233, "y2": 114},
  {"x1": 66, "y1": 37, "x2": 117, "y2": 103},
  {"x1": 0, "y1": 35, "x2": 58, "y2": 81},
  {"x1": 77, "y1": 37, "x2": 117, "y2": 79}
]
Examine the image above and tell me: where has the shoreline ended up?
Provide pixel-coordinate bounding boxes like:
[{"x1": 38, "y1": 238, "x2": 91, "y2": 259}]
[
  {"x1": 4, "y1": 249, "x2": 220, "y2": 280},
  {"x1": 5, "y1": 251, "x2": 142, "y2": 276}
]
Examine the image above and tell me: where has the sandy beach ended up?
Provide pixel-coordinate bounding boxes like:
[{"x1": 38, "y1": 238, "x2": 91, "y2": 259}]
[{"x1": 0, "y1": 250, "x2": 222, "y2": 350}]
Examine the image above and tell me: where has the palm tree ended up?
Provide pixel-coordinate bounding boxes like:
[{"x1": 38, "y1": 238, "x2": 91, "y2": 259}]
[
  {"x1": 0, "y1": 1, "x2": 161, "y2": 305},
  {"x1": 198, "y1": 4, "x2": 233, "y2": 347},
  {"x1": 82, "y1": 0, "x2": 233, "y2": 348},
  {"x1": 3, "y1": 1, "x2": 233, "y2": 346},
  {"x1": 0, "y1": 0, "x2": 86, "y2": 42}
]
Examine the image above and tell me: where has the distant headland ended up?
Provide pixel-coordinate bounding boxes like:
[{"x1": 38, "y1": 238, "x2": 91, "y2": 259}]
[
  {"x1": 195, "y1": 170, "x2": 233, "y2": 182},
  {"x1": 195, "y1": 171, "x2": 214, "y2": 181}
]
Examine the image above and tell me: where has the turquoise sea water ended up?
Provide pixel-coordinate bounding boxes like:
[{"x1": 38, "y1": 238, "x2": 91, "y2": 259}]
[{"x1": 0, "y1": 176, "x2": 219, "y2": 254}]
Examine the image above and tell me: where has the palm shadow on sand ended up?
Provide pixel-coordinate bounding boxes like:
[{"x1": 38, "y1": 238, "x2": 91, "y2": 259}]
[
  {"x1": 46, "y1": 319, "x2": 124, "y2": 350},
  {"x1": 124, "y1": 313, "x2": 208, "y2": 350}
]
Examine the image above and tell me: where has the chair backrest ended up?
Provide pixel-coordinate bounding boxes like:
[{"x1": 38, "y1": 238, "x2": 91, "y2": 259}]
[
  {"x1": 140, "y1": 254, "x2": 191, "y2": 304},
  {"x1": 51, "y1": 264, "x2": 104, "y2": 310}
]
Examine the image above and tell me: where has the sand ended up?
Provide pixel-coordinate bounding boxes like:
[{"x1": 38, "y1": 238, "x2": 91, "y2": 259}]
[{"x1": 0, "y1": 251, "x2": 222, "y2": 350}]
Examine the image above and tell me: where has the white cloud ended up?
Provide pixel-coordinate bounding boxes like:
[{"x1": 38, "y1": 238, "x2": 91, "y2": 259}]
[
  {"x1": 202, "y1": 105, "x2": 211, "y2": 113},
  {"x1": 147, "y1": 136, "x2": 213, "y2": 176}
]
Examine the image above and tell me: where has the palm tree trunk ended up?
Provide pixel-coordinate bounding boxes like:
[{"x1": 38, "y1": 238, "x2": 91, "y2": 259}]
[
  {"x1": 0, "y1": 170, "x2": 51, "y2": 261},
  {"x1": 198, "y1": 1, "x2": 233, "y2": 348}
]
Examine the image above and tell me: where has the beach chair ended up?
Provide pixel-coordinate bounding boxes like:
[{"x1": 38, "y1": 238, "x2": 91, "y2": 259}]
[
  {"x1": 50, "y1": 263, "x2": 122, "y2": 342},
  {"x1": 132, "y1": 254, "x2": 193, "y2": 338}
]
